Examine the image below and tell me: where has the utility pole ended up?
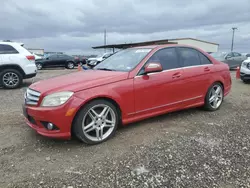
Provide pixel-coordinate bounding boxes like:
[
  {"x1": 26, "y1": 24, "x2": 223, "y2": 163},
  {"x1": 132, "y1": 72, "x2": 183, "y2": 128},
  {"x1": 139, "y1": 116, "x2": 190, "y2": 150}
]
[
  {"x1": 231, "y1": 27, "x2": 237, "y2": 52},
  {"x1": 104, "y1": 29, "x2": 107, "y2": 53}
]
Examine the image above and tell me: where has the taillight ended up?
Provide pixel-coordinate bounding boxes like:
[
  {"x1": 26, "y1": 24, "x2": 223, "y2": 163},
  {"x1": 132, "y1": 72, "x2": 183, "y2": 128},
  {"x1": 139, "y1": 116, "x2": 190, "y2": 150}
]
[{"x1": 26, "y1": 55, "x2": 35, "y2": 61}]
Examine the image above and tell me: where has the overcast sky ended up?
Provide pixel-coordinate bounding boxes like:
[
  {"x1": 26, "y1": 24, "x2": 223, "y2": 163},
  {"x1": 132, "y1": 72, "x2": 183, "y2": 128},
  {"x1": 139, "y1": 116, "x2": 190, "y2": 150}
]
[{"x1": 1, "y1": 0, "x2": 250, "y2": 55}]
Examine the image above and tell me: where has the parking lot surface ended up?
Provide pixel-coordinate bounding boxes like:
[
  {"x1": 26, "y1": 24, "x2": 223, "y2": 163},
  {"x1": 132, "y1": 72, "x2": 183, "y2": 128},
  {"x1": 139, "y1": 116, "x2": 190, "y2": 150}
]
[{"x1": 0, "y1": 69, "x2": 250, "y2": 188}]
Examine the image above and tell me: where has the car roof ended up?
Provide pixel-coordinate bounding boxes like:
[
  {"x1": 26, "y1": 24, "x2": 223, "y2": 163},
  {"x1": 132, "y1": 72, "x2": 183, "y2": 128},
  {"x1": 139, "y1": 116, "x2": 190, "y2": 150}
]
[{"x1": 0, "y1": 41, "x2": 24, "y2": 46}]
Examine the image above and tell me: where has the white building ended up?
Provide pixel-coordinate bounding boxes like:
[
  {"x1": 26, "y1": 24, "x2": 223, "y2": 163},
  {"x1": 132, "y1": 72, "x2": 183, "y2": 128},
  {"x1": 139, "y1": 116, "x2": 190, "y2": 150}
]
[{"x1": 168, "y1": 38, "x2": 219, "y2": 53}]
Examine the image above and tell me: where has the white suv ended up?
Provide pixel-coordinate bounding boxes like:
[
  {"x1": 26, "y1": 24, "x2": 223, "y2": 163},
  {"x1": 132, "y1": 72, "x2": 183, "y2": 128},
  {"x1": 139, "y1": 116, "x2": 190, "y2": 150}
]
[
  {"x1": 0, "y1": 42, "x2": 37, "y2": 89},
  {"x1": 240, "y1": 57, "x2": 250, "y2": 83}
]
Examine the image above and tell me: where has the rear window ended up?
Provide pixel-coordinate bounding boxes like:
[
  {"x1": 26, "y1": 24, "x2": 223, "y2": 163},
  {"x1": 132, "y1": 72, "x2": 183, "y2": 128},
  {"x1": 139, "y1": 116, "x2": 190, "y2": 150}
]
[{"x1": 0, "y1": 44, "x2": 19, "y2": 54}]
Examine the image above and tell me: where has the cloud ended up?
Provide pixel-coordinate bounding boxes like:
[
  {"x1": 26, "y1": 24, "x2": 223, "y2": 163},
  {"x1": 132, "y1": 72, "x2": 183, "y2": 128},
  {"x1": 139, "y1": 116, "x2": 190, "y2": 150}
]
[{"x1": 1, "y1": 0, "x2": 249, "y2": 54}]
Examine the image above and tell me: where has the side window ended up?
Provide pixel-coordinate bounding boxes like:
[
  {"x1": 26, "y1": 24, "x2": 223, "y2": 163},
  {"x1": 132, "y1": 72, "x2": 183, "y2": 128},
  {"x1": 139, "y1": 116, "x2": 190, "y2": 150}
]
[
  {"x1": 49, "y1": 55, "x2": 58, "y2": 59},
  {"x1": 178, "y1": 47, "x2": 201, "y2": 67},
  {"x1": 58, "y1": 54, "x2": 66, "y2": 58},
  {"x1": 233, "y1": 52, "x2": 241, "y2": 57},
  {"x1": 198, "y1": 51, "x2": 212, "y2": 65},
  {"x1": 227, "y1": 52, "x2": 234, "y2": 58},
  {"x1": 147, "y1": 48, "x2": 179, "y2": 70},
  {"x1": 0, "y1": 44, "x2": 19, "y2": 54}
]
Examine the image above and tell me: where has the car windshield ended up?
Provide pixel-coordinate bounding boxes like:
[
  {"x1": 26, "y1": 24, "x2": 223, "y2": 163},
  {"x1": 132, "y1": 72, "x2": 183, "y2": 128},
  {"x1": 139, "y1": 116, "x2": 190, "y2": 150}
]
[
  {"x1": 210, "y1": 52, "x2": 226, "y2": 58},
  {"x1": 94, "y1": 48, "x2": 152, "y2": 72}
]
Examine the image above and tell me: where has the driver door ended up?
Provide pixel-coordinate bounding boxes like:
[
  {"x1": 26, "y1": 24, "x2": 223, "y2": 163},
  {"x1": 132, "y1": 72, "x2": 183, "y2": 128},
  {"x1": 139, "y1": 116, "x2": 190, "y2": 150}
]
[
  {"x1": 133, "y1": 47, "x2": 184, "y2": 115},
  {"x1": 43, "y1": 54, "x2": 58, "y2": 68}
]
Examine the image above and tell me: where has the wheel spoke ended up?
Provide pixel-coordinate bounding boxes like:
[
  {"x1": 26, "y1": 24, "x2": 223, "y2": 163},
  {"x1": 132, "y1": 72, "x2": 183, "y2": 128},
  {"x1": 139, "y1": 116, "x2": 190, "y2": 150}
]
[
  {"x1": 104, "y1": 119, "x2": 115, "y2": 128},
  {"x1": 215, "y1": 87, "x2": 221, "y2": 95},
  {"x1": 90, "y1": 109, "x2": 99, "y2": 118},
  {"x1": 96, "y1": 128, "x2": 100, "y2": 140},
  {"x1": 209, "y1": 95, "x2": 216, "y2": 103},
  {"x1": 84, "y1": 121, "x2": 95, "y2": 132},
  {"x1": 88, "y1": 109, "x2": 99, "y2": 120},
  {"x1": 100, "y1": 127, "x2": 103, "y2": 140},
  {"x1": 100, "y1": 106, "x2": 110, "y2": 117}
]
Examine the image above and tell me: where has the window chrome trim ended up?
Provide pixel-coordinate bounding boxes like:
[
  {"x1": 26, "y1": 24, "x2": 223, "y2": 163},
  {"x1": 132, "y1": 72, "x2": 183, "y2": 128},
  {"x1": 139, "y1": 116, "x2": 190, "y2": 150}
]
[
  {"x1": 134, "y1": 64, "x2": 213, "y2": 78},
  {"x1": 135, "y1": 46, "x2": 214, "y2": 78},
  {"x1": 128, "y1": 95, "x2": 203, "y2": 115},
  {"x1": 135, "y1": 47, "x2": 179, "y2": 77}
]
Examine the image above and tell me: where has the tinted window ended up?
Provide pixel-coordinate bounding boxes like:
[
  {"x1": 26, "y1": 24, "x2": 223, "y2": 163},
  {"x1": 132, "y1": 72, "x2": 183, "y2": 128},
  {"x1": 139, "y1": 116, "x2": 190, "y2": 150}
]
[
  {"x1": 198, "y1": 52, "x2": 212, "y2": 65},
  {"x1": 178, "y1": 47, "x2": 201, "y2": 67},
  {"x1": 148, "y1": 48, "x2": 179, "y2": 70},
  {"x1": 246, "y1": 54, "x2": 250, "y2": 57},
  {"x1": 0, "y1": 44, "x2": 19, "y2": 54},
  {"x1": 227, "y1": 52, "x2": 234, "y2": 58},
  {"x1": 233, "y1": 52, "x2": 241, "y2": 57},
  {"x1": 48, "y1": 55, "x2": 58, "y2": 59}
]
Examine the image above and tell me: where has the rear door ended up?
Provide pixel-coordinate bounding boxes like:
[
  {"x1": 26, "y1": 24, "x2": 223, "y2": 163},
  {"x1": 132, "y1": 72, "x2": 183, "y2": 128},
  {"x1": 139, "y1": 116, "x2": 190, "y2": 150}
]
[
  {"x1": 233, "y1": 52, "x2": 246, "y2": 66},
  {"x1": 177, "y1": 47, "x2": 214, "y2": 105},
  {"x1": 134, "y1": 47, "x2": 185, "y2": 114},
  {"x1": 57, "y1": 54, "x2": 68, "y2": 66},
  {"x1": 0, "y1": 44, "x2": 20, "y2": 66}
]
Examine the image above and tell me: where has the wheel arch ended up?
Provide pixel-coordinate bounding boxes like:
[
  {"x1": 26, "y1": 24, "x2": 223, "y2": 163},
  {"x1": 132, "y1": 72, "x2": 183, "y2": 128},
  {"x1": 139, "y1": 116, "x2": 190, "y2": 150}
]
[
  {"x1": 0, "y1": 64, "x2": 25, "y2": 77},
  {"x1": 212, "y1": 80, "x2": 224, "y2": 90},
  {"x1": 71, "y1": 96, "x2": 122, "y2": 134}
]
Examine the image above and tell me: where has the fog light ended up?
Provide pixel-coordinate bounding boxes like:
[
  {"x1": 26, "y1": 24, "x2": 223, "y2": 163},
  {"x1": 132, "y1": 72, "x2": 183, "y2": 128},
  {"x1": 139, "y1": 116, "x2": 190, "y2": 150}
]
[{"x1": 47, "y1": 123, "x2": 54, "y2": 130}]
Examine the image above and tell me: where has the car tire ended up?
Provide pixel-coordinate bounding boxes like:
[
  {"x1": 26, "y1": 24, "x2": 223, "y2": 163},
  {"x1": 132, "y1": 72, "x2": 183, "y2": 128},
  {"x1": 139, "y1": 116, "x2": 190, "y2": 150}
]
[
  {"x1": 36, "y1": 63, "x2": 43, "y2": 70},
  {"x1": 204, "y1": 82, "x2": 224, "y2": 111},
  {"x1": 0, "y1": 69, "x2": 23, "y2": 89},
  {"x1": 66, "y1": 62, "x2": 75, "y2": 69},
  {"x1": 72, "y1": 99, "x2": 119, "y2": 145}
]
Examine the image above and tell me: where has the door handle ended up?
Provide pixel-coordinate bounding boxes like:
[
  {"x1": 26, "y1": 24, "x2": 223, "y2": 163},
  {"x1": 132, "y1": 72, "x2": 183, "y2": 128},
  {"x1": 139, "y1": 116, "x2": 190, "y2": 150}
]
[
  {"x1": 204, "y1": 67, "x2": 210, "y2": 72},
  {"x1": 172, "y1": 72, "x2": 181, "y2": 79}
]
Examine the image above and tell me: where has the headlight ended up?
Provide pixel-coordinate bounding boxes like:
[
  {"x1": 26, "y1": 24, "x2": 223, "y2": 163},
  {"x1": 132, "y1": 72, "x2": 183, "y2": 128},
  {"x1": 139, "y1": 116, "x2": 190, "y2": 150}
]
[
  {"x1": 242, "y1": 62, "x2": 250, "y2": 69},
  {"x1": 41, "y1": 91, "x2": 74, "y2": 107}
]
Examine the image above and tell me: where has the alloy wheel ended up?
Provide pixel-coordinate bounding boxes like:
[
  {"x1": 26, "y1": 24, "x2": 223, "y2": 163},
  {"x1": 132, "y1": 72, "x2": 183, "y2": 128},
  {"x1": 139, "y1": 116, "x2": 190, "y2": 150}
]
[
  {"x1": 3, "y1": 72, "x2": 19, "y2": 87},
  {"x1": 37, "y1": 64, "x2": 42, "y2": 70},
  {"x1": 68, "y1": 62, "x2": 74, "y2": 69},
  {"x1": 82, "y1": 104, "x2": 116, "y2": 142},
  {"x1": 208, "y1": 84, "x2": 223, "y2": 109}
]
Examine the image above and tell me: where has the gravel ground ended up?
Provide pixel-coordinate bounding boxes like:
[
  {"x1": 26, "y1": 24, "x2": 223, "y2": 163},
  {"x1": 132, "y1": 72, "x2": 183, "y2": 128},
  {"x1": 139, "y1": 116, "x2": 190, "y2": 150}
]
[{"x1": 0, "y1": 69, "x2": 249, "y2": 188}]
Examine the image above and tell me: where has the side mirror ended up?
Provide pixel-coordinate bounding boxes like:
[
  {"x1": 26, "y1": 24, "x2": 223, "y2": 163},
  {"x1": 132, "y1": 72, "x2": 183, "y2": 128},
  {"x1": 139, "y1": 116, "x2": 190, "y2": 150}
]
[
  {"x1": 226, "y1": 55, "x2": 232, "y2": 59},
  {"x1": 144, "y1": 62, "x2": 163, "y2": 74},
  {"x1": 46, "y1": 57, "x2": 49, "y2": 60}
]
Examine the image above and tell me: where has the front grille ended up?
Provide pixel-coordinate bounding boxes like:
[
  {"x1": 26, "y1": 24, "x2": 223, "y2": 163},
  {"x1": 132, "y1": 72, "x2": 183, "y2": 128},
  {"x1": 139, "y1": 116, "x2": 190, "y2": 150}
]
[{"x1": 25, "y1": 88, "x2": 41, "y2": 106}]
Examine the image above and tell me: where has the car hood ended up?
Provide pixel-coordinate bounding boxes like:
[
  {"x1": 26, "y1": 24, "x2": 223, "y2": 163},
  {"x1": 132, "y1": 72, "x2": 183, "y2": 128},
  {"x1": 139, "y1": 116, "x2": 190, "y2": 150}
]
[
  {"x1": 29, "y1": 70, "x2": 128, "y2": 94},
  {"x1": 243, "y1": 58, "x2": 250, "y2": 63}
]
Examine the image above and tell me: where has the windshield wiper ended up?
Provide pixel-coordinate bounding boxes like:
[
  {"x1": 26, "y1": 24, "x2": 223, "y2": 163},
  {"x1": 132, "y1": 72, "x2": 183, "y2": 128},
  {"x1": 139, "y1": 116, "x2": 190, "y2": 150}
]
[{"x1": 96, "y1": 68, "x2": 115, "y2": 71}]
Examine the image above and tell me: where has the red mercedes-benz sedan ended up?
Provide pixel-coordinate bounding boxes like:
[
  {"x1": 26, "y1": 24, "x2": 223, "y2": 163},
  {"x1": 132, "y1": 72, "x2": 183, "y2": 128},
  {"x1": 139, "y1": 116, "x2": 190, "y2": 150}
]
[{"x1": 23, "y1": 44, "x2": 232, "y2": 144}]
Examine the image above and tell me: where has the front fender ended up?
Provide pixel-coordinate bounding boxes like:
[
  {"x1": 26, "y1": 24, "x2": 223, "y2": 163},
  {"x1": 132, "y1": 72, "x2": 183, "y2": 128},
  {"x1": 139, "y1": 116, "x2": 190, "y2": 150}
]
[{"x1": 73, "y1": 79, "x2": 134, "y2": 119}]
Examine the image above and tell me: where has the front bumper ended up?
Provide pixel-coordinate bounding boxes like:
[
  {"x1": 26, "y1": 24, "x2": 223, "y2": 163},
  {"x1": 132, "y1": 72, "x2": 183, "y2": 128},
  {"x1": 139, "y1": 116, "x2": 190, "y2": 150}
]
[
  {"x1": 240, "y1": 73, "x2": 250, "y2": 81},
  {"x1": 24, "y1": 73, "x2": 37, "y2": 79},
  {"x1": 240, "y1": 66, "x2": 250, "y2": 81},
  {"x1": 23, "y1": 96, "x2": 83, "y2": 139}
]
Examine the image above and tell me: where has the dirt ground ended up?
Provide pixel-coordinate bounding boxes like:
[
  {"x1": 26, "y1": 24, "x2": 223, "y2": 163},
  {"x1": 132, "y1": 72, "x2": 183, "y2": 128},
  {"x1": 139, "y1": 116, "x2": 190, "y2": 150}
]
[{"x1": 0, "y1": 69, "x2": 249, "y2": 188}]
